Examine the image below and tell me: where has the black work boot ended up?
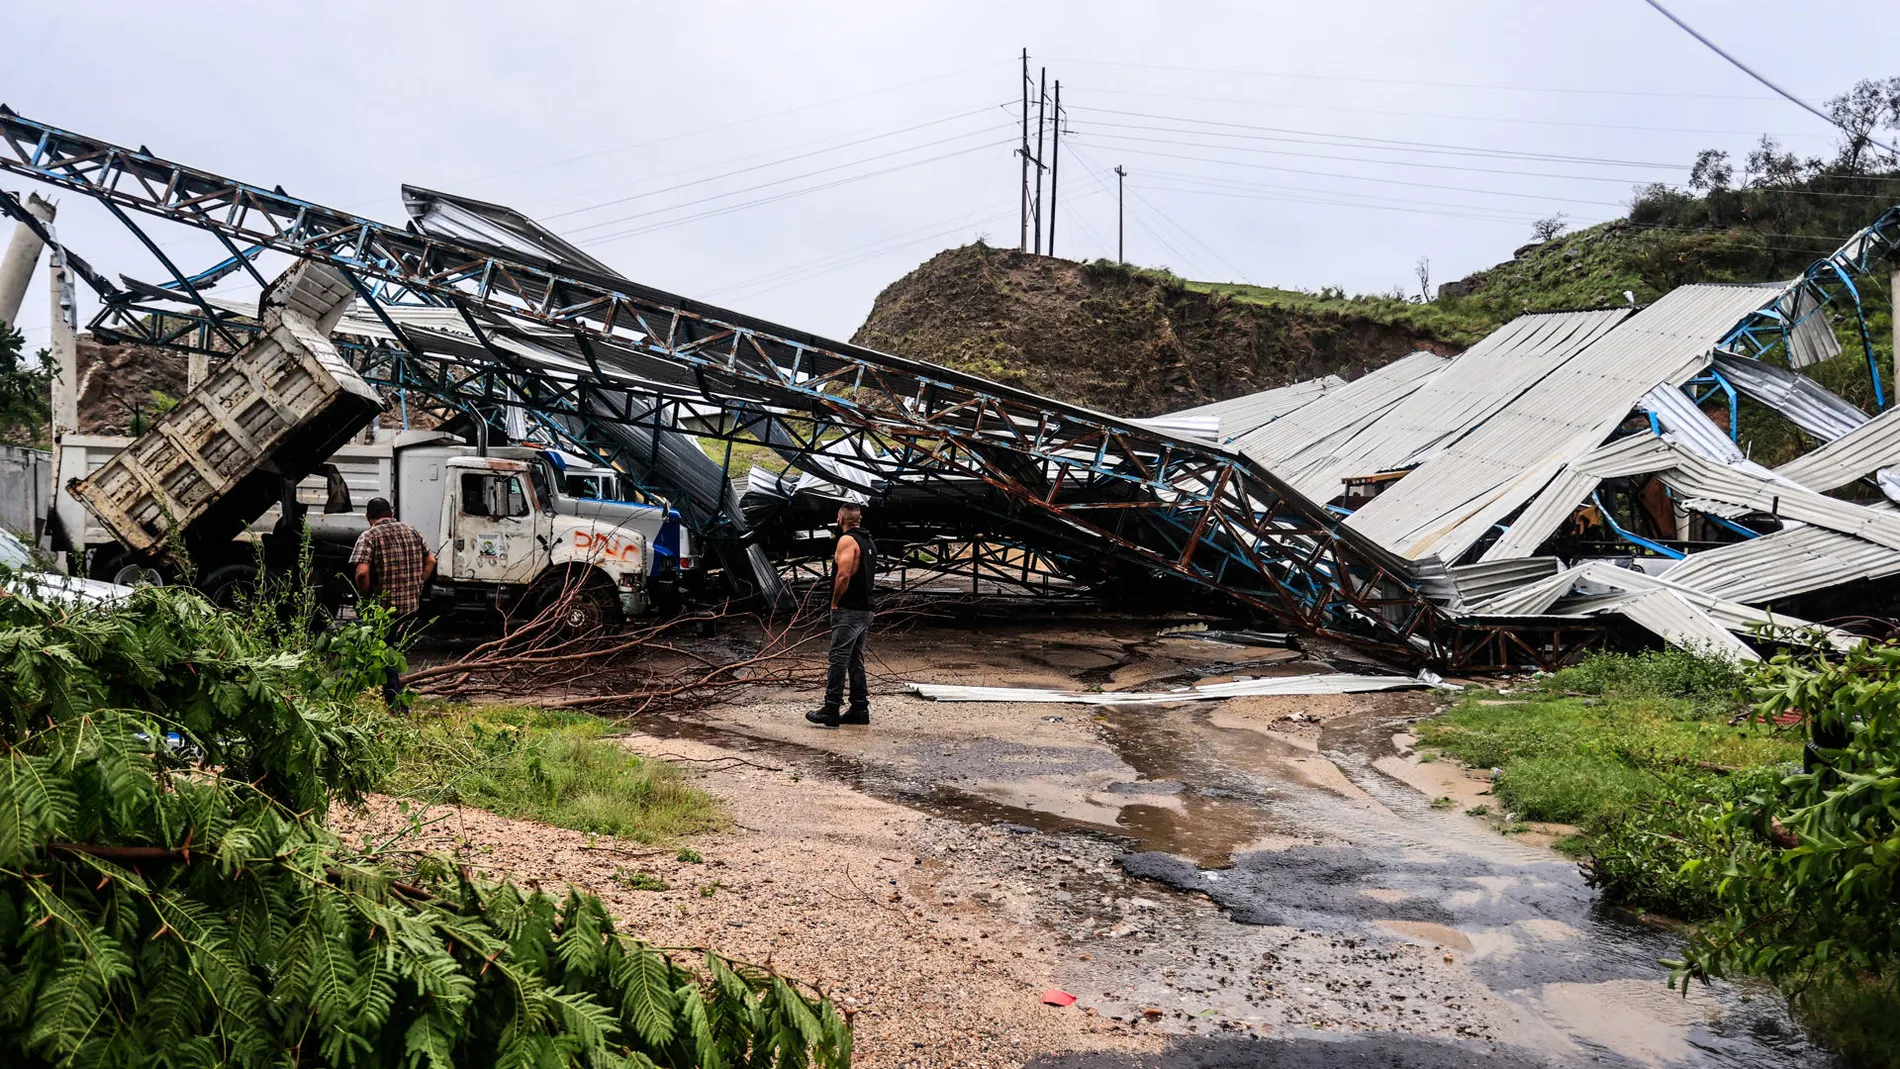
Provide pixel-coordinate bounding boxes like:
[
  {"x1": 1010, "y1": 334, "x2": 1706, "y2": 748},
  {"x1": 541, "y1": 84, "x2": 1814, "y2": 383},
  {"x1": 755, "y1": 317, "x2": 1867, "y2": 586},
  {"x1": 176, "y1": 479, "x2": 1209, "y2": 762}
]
[
  {"x1": 805, "y1": 706, "x2": 842, "y2": 728},
  {"x1": 839, "y1": 705, "x2": 870, "y2": 726}
]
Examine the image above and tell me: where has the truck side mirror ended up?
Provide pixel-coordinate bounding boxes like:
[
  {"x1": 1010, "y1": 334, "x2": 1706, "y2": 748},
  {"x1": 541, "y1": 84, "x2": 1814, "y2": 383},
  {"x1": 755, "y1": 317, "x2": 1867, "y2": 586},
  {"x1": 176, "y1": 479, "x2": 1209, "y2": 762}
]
[{"x1": 322, "y1": 464, "x2": 353, "y2": 514}]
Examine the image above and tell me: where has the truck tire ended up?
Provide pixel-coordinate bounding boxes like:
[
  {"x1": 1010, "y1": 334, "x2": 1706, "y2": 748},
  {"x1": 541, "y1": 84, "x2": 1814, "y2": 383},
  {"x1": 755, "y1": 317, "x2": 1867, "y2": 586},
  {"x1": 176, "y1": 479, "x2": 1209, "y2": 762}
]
[
  {"x1": 520, "y1": 571, "x2": 620, "y2": 635},
  {"x1": 200, "y1": 563, "x2": 261, "y2": 611}
]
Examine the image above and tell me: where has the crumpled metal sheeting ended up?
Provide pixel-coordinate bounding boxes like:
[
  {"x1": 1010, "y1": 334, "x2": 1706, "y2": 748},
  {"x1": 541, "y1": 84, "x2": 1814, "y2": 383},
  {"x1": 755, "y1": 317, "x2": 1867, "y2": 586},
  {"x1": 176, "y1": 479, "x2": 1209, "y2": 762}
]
[
  {"x1": 905, "y1": 672, "x2": 1451, "y2": 705},
  {"x1": 1711, "y1": 353, "x2": 1868, "y2": 443},
  {"x1": 1263, "y1": 310, "x2": 1629, "y2": 501},
  {"x1": 1663, "y1": 524, "x2": 1900, "y2": 605},
  {"x1": 1472, "y1": 559, "x2": 1854, "y2": 653},
  {"x1": 1441, "y1": 556, "x2": 1565, "y2": 610},
  {"x1": 1774, "y1": 404, "x2": 1900, "y2": 492},
  {"x1": 1781, "y1": 287, "x2": 1846, "y2": 369},
  {"x1": 1234, "y1": 352, "x2": 1450, "y2": 469},
  {"x1": 1582, "y1": 436, "x2": 1900, "y2": 551},
  {"x1": 1164, "y1": 374, "x2": 1345, "y2": 441},
  {"x1": 1344, "y1": 284, "x2": 1783, "y2": 563},
  {"x1": 1601, "y1": 589, "x2": 1760, "y2": 662}
]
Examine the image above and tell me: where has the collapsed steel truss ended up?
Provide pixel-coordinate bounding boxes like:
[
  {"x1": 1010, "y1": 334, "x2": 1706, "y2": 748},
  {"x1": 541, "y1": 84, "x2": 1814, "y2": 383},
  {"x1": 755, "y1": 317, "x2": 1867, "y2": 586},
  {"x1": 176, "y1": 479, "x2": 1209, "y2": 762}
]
[{"x1": 1, "y1": 106, "x2": 1619, "y2": 666}]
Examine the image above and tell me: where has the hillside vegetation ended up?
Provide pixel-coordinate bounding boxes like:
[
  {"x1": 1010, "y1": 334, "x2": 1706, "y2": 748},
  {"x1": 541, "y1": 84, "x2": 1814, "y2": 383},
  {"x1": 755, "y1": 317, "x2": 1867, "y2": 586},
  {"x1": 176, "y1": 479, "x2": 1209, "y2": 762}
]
[{"x1": 858, "y1": 80, "x2": 1900, "y2": 422}]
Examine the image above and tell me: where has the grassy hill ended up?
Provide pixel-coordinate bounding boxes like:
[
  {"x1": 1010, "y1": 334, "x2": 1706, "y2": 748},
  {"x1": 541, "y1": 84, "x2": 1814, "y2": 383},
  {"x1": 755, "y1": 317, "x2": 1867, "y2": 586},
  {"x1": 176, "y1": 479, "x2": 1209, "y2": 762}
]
[{"x1": 855, "y1": 170, "x2": 1898, "y2": 428}]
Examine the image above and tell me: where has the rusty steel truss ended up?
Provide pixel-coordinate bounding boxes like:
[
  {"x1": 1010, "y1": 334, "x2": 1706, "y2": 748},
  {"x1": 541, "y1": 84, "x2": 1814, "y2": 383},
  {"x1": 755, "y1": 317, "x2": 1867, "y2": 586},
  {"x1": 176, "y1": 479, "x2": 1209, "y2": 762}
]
[{"x1": 0, "y1": 106, "x2": 1620, "y2": 668}]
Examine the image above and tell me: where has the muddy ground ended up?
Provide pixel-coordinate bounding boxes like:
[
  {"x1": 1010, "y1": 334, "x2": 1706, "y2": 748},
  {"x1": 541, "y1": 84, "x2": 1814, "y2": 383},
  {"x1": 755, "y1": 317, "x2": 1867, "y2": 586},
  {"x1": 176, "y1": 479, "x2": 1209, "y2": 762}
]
[{"x1": 372, "y1": 619, "x2": 1831, "y2": 1068}]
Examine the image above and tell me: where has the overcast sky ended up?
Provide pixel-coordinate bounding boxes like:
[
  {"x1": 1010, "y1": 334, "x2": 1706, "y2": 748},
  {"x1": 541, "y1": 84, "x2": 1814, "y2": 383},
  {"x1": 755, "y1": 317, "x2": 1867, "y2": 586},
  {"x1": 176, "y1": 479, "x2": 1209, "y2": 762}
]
[{"x1": 5, "y1": 0, "x2": 1899, "y2": 352}]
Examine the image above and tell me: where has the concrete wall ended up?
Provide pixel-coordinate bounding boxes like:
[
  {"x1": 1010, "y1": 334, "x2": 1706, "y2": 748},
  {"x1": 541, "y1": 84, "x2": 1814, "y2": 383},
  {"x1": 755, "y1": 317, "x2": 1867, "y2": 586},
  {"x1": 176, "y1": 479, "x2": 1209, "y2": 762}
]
[{"x1": 0, "y1": 444, "x2": 51, "y2": 539}]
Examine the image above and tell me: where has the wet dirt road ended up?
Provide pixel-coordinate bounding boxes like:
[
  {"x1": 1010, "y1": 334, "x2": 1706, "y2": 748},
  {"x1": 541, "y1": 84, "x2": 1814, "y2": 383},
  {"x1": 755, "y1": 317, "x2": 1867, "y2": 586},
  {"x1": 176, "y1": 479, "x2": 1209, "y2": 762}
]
[{"x1": 629, "y1": 619, "x2": 1829, "y2": 1068}]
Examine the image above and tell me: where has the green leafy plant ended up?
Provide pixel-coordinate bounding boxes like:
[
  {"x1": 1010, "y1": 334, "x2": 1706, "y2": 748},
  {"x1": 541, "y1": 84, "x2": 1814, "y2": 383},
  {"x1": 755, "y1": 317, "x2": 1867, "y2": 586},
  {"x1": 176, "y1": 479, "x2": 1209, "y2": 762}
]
[
  {"x1": 0, "y1": 586, "x2": 849, "y2": 1068},
  {"x1": 0, "y1": 320, "x2": 52, "y2": 446},
  {"x1": 675, "y1": 849, "x2": 703, "y2": 864},
  {"x1": 1678, "y1": 640, "x2": 1900, "y2": 991},
  {"x1": 617, "y1": 870, "x2": 669, "y2": 892}
]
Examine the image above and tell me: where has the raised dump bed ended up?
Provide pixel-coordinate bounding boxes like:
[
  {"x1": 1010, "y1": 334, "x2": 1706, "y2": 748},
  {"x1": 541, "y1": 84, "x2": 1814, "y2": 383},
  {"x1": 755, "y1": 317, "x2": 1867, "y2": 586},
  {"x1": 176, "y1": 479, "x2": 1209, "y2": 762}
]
[{"x1": 69, "y1": 261, "x2": 381, "y2": 559}]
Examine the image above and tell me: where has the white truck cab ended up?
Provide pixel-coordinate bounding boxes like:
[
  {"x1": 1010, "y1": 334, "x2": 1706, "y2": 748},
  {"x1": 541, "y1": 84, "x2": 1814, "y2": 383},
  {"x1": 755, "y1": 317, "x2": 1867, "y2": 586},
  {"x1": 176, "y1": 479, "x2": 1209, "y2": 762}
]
[{"x1": 437, "y1": 455, "x2": 650, "y2": 621}]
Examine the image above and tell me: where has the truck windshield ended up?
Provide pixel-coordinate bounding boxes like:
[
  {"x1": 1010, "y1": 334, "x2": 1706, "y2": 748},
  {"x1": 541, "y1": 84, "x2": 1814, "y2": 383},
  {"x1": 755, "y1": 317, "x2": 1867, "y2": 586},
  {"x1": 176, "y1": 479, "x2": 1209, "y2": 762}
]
[{"x1": 460, "y1": 473, "x2": 532, "y2": 518}]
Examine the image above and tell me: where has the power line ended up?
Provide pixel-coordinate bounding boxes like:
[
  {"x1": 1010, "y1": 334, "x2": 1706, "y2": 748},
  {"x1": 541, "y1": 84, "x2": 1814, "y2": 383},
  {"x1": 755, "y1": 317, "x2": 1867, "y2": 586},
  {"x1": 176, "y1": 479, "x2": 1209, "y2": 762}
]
[
  {"x1": 577, "y1": 139, "x2": 1011, "y2": 247},
  {"x1": 541, "y1": 104, "x2": 1007, "y2": 221},
  {"x1": 1044, "y1": 55, "x2": 1787, "y2": 101},
  {"x1": 566, "y1": 125, "x2": 1011, "y2": 237},
  {"x1": 1067, "y1": 84, "x2": 1835, "y2": 140},
  {"x1": 1640, "y1": 0, "x2": 1900, "y2": 157},
  {"x1": 445, "y1": 57, "x2": 1016, "y2": 191},
  {"x1": 1133, "y1": 164, "x2": 1625, "y2": 209},
  {"x1": 1068, "y1": 106, "x2": 1687, "y2": 170},
  {"x1": 1070, "y1": 132, "x2": 1666, "y2": 186}
]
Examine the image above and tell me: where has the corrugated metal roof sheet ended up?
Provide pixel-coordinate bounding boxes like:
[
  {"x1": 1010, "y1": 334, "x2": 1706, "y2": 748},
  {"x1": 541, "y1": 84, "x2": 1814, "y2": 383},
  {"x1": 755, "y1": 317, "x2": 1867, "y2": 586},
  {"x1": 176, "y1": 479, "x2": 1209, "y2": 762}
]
[
  {"x1": 1586, "y1": 436, "x2": 1900, "y2": 550},
  {"x1": 1345, "y1": 284, "x2": 1778, "y2": 562},
  {"x1": 1445, "y1": 556, "x2": 1565, "y2": 608},
  {"x1": 1165, "y1": 374, "x2": 1345, "y2": 440},
  {"x1": 1471, "y1": 558, "x2": 1851, "y2": 651},
  {"x1": 906, "y1": 672, "x2": 1447, "y2": 704},
  {"x1": 1266, "y1": 310, "x2": 1629, "y2": 500},
  {"x1": 1607, "y1": 589, "x2": 1759, "y2": 661},
  {"x1": 1775, "y1": 405, "x2": 1900, "y2": 490},
  {"x1": 1235, "y1": 352, "x2": 1450, "y2": 470},
  {"x1": 1712, "y1": 353, "x2": 1868, "y2": 442},
  {"x1": 1663, "y1": 525, "x2": 1900, "y2": 603}
]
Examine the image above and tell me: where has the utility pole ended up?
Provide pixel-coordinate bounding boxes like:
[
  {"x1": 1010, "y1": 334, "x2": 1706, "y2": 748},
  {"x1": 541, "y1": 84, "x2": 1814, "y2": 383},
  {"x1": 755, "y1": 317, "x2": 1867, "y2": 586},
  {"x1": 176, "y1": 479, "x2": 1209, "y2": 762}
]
[
  {"x1": 1032, "y1": 66, "x2": 1047, "y2": 255},
  {"x1": 1114, "y1": 165, "x2": 1127, "y2": 262},
  {"x1": 0, "y1": 192, "x2": 54, "y2": 327},
  {"x1": 1048, "y1": 81, "x2": 1061, "y2": 258},
  {"x1": 1018, "y1": 49, "x2": 1030, "y2": 253}
]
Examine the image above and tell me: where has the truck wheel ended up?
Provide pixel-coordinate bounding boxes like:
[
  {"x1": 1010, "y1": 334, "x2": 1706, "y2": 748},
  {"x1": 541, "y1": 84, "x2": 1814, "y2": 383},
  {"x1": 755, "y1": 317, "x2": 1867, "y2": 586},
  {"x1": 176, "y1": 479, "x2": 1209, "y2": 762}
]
[
  {"x1": 200, "y1": 564, "x2": 261, "y2": 611},
  {"x1": 521, "y1": 573, "x2": 619, "y2": 635}
]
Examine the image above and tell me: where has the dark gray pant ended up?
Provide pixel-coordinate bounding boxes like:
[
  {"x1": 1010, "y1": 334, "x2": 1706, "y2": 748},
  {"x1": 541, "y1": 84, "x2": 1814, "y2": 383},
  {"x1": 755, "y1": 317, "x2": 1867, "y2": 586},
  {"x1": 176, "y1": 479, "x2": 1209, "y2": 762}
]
[{"x1": 823, "y1": 608, "x2": 873, "y2": 712}]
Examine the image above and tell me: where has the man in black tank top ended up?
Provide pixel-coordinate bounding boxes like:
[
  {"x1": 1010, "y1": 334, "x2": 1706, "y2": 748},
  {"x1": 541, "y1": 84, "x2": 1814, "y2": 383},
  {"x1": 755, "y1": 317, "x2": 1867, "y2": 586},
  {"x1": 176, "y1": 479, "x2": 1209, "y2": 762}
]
[{"x1": 808, "y1": 503, "x2": 876, "y2": 727}]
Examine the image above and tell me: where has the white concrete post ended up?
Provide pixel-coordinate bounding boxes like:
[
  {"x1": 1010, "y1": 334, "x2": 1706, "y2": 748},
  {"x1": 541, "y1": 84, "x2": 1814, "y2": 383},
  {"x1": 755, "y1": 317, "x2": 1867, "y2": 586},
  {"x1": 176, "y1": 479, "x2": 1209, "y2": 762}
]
[
  {"x1": 48, "y1": 231, "x2": 78, "y2": 442},
  {"x1": 0, "y1": 192, "x2": 55, "y2": 328}
]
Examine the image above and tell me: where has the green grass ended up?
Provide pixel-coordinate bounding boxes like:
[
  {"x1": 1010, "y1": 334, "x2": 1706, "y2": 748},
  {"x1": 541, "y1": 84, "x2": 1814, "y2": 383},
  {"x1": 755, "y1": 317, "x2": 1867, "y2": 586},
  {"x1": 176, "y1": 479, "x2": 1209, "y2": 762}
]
[
  {"x1": 1416, "y1": 651, "x2": 1799, "y2": 918},
  {"x1": 1796, "y1": 974, "x2": 1900, "y2": 1069},
  {"x1": 1182, "y1": 278, "x2": 1499, "y2": 347},
  {"x1": 383, "y1": 704, "x2": 727, "y2": 842}
]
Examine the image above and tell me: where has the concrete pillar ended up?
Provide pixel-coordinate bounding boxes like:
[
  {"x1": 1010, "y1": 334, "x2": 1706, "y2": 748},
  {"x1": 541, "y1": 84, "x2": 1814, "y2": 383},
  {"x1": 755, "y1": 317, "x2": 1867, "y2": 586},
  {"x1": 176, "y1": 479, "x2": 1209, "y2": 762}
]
[
  {"x1": 0, "y1": 192, "x2": 55, "y2": 328},
  {"x1": 187, "y1": 351, "x2": 208, "y2": 390},
  {"x1": 48, "y1": 235, "x2": 77, "y2": 442}
]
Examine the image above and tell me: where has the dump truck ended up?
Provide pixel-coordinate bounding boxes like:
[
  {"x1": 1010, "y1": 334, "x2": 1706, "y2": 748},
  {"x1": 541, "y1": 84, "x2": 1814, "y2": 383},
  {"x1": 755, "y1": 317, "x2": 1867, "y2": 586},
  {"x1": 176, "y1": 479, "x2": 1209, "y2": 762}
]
[{"x1": 65, "y1": 261, "x2": 675, "y2": 627}]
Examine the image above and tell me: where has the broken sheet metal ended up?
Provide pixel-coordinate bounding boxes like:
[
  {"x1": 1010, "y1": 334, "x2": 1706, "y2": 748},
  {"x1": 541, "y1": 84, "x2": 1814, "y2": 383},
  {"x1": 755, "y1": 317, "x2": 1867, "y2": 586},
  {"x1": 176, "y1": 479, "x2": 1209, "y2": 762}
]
[
  {"x1": 1774, "y1": 405, "x2": 1900, "y2": 492},
  {"x1": 1267, "y1": 310, "x2": 1629, "y2": 502},
  {"x1": 1577, "y1": 435, "x2": 1900, "y2": 550},
  {"x1": 1780, "y1": 287, "x2": 1846, "y2": 369},
  {"x1": 1344, "y1": 284, "x2": 1781, "y2": 563},
  {"x1": 1710, "y1": 353, "x2": 1868, "y2": 442},
  {"x1": 1469, "y1": 559, "x2": 1855, "y2": 657},
  {"x1": 1600, "y1": 589, "x2": 1760, "y2": 661},
  {"x1": 1662, "y1": 524, "x2": 1900, "y2": 605},
  {"x1": 1164, "y1": 374, "x2": 1344, "y2": 441},
  {"x1": 906, "y1": 672, "x2": 1451, "y2": 705},
  {"x1": 1234, "y1": 352, "x2": 1450, "y2": 470}
]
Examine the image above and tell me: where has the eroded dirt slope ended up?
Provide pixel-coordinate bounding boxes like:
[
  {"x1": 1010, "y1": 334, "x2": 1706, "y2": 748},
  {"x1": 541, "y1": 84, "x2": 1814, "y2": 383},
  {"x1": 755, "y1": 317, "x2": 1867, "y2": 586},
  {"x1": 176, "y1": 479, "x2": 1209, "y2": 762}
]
[{"x1": 851, "y1": 246, "x2": 1455, "y2": 417}]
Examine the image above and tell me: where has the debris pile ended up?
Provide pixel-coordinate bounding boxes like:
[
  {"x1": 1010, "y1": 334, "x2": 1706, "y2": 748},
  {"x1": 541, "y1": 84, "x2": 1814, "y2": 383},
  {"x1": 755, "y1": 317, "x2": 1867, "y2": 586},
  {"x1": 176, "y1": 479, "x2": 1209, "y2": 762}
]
[{"x1": 1164, "y1": 211, "x2": 1900, "y2": 661}]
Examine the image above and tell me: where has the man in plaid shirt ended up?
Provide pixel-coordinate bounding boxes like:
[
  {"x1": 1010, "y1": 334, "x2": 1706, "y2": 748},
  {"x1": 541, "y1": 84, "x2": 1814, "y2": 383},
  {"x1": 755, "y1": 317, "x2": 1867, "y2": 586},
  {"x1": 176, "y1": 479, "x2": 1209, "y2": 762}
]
[{"x1": 350, "y1": 497, "x2": 435, "y2": 707}]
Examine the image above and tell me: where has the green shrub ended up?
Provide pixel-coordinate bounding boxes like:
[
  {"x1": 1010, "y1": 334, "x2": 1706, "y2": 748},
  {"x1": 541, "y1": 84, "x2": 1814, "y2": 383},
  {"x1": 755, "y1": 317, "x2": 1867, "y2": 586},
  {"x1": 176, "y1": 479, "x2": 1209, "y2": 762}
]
[
  {"x1": 0, "y1": 587, "x2": 846, "y2": 1068},
  {"x1": 1538, "y1": 648, "x2": 1746, "y2": 709}
]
